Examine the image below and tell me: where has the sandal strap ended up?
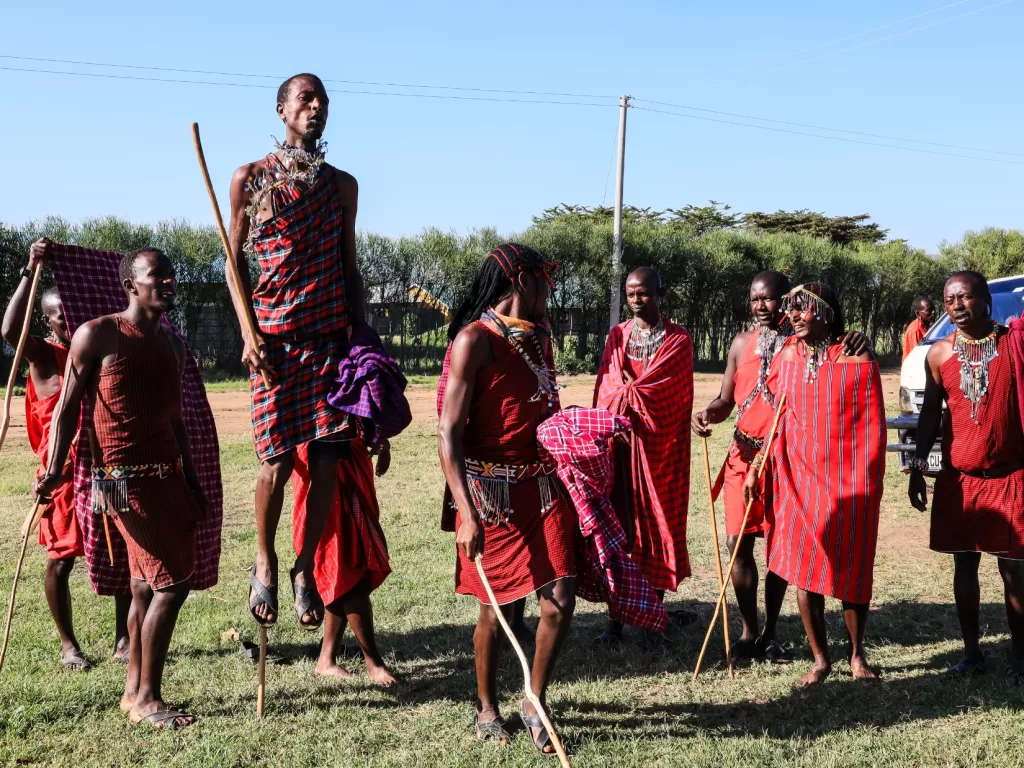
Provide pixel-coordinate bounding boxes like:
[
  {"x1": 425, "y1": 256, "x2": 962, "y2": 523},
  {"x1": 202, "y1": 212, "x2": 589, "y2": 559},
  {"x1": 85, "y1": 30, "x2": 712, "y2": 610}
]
[
  {"x1": 475, "y1": 716, "x2": 511, "y2": 741},
  {"x1": 249, "y1": 567, "x2": 278, "y2": 612},
  {"x1": 143, "y1": 709, "x2": 193, "y2": 728}
]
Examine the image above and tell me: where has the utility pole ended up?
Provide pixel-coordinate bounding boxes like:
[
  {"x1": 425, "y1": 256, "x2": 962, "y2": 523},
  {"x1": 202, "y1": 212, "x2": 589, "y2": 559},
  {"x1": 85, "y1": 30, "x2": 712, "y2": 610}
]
[{"x1": 609, "y1": 94, "x2": 631, "y2": 332}]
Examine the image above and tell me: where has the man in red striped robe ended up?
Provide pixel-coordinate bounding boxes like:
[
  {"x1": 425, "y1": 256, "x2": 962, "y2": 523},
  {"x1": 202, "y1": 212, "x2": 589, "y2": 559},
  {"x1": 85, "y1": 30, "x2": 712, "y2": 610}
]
[
  {"x1": 594, "y1": 267, "x2": 693, "y2": 642},
  {"x1": 745, "y1": 283, "x2": 885, "y2": 686}
]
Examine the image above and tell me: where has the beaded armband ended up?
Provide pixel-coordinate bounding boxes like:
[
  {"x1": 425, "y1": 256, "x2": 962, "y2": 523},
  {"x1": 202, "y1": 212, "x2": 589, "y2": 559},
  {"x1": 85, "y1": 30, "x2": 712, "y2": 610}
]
[
  {"x1": 750, "y1": 452, "x2": 767, "y2": 472},
  {"x1": 907, "y1": 457, "x2": 929, "y2": 474}
]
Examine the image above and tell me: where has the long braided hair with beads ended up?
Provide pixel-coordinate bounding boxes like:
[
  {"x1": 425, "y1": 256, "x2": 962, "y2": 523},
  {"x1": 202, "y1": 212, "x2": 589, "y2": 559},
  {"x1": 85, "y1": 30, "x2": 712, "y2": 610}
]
[{"x1": 447, "y1": 243, "x2": 556, "y2": 341}]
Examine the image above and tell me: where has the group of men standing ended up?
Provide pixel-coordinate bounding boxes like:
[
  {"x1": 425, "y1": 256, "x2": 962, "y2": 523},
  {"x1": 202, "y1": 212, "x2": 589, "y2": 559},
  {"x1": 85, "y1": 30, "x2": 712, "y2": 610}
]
[{"x1": 5, "y1": 70, "x2": 1024, "y2": 743}]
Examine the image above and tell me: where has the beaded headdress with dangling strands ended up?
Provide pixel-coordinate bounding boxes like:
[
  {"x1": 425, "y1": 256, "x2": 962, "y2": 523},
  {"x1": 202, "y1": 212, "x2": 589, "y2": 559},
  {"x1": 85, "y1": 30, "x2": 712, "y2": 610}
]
[
  {"x1": 784, "y1": 284, "x2": 835, "y2": 383},
  {"x1": 953, "y1": 321, "x2": 999, "y2": 423}
]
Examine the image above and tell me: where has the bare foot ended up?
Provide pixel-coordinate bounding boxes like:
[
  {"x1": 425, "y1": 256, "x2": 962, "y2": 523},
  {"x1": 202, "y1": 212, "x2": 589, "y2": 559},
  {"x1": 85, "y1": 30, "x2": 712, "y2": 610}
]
[
  {"x1": 795, "y1": 662, "x2": 831, "y2": 687},
  {"x1": 113, "y1": 637, "x2": 130, "y2": 662},
  {"x1": 850, "y1": 653, "x2": 879, "y2": 681},
  {"x1": 119, "y1": 692, "x2": 136, "y2": 713},
  {"x1": 366, "y1": 661, "x2": 400, "y2": 688},
  {"x1": 316, "y1": 659, "x2": 356, "y2": 680},
  {"x1": 129, "y1": 699, "x2": 196, "y2": 729}
]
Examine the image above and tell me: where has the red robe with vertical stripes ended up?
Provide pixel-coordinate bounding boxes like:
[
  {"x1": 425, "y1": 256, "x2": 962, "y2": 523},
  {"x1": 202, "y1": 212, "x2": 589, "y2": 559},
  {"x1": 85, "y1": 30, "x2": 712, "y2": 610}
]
[
  {"x1": 595, "y1": 318, "x2": 694, "y2": 592},
  {"x1": 766, "y1": 345, "x2": 885, "y2": 604}
]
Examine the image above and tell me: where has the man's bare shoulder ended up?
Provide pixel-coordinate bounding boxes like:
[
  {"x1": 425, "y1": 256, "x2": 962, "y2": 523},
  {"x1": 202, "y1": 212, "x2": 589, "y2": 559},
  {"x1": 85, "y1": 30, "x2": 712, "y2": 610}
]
[
  {"x1": 325, "y1": 165, "x2": 357, "y2": 197},
  {"x1": 232, "y1": 158, "x2": 269, "y2": 188},
  {"x1": 926, "y1": 334, "x2": 955, "y2": 367},
  {"x1": 72, "y1": 315, "x2": 119, "y2": 354}
]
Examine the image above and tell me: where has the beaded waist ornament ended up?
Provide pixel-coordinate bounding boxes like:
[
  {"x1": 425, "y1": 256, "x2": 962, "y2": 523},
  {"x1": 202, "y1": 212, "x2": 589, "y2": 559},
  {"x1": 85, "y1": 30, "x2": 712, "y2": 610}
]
[
  {"x1": 463, "y1": 457, "x2": 559, "y2": 525},
  {"x1": 90, "y1": 458, "x2": 181, "y2": 515}
]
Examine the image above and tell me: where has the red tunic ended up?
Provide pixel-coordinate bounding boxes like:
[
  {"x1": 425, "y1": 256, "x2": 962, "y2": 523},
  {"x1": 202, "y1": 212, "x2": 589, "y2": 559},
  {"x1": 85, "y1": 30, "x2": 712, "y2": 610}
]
[
  {"x1": 717, "y1": 330, "x2": 781, "y2": 537},
  {"x1": 903, "y1": 318, "x2": 927, "y2": 360},
  {"x1": 766, "y1": 347, "x2": 885, "y2": 603},
  {"x1": 93, "y1": 317, "x2": 203, "y2": 589},
  {"x1": 25, "y1": 342, "x2": 84, "y2": 560},
  {"x1": 931, "y1": 330, "x2": 1024, "y2": 558},
  {"x1": 439, "y1": 322, "x2": 576, "y2": 605},
  {"x1": 291, "y1": 439, "x2": 391, "y2": 606},
  {"x1": 595, "y1": 318, "x2": 693, "y2": 592}
]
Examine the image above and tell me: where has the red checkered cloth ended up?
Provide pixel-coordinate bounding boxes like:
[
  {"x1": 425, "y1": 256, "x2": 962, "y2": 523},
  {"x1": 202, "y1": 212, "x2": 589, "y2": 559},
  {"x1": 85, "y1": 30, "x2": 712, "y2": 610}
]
[
  {"x1": 537, "y1": 407, "x2": 668, "y2": 631},
  {"x1": 50, "y1": 244, "x2": 223, "y2": 595},
  {"x1": 594, "y1": 318, "x2": 694, "y2": 592}
]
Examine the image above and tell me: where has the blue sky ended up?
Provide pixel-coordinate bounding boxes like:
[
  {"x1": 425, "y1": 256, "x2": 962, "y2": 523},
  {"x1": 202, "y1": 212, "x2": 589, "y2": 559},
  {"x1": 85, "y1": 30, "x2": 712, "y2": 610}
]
[{"x1": 2, "y1": 0, "x2": 1021, "y2": 251}]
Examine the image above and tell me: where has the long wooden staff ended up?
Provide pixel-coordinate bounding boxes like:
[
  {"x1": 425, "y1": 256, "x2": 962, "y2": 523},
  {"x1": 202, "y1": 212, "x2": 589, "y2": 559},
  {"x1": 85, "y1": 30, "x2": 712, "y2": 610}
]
[
  {"x1": 693, "y1": 394, "x2": 787, "y2": 681},
  {"x1": 0, "y1": 499, "x2": 44, "y2": 673},
  {"x1": 256, "y1": 626, "x2": 267, "y2": 718},
  {"x1": 700, "y1": 436, "x2": 733, "y2": 680},
  {"x1": 0, "y1": 263, "x2": 43, "y2": 455},
  {"x1": 474, "y1": 555, "x2": 570, "y2": 768},
  {"x1": 190, "y1": 122, "x2": 271, "y2": 391},
  {"x1": 86, "y1": 428, "x2": 116, "y2": 565}
]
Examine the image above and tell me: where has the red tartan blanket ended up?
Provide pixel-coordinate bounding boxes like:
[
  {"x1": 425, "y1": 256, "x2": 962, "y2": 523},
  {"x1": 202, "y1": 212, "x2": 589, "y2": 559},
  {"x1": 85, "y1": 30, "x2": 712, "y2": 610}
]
[
  {"x1": 594, "y1": 318, "x2": 694, "y2": 592},
  {"x1": 50, "y1": 244, "x2": 223, "y2": 595}
]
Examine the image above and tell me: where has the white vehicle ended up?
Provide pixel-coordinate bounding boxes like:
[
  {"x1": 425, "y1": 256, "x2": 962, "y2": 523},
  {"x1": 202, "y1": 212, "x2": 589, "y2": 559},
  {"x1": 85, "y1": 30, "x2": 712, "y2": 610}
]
[{"x1": 888, "y1": 274, "x2": 1024, "y2": 474}]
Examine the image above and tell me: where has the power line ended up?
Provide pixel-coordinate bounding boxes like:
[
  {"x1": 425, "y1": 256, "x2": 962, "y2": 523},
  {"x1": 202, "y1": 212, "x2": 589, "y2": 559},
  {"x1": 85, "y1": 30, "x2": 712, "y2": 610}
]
[
  {"x1": 633, "y1": 99, "x2": 1024, "y2": 157},
  {"x1": 710, "y1": 0, "x2": 1015, "y2": 86},
  {"x1": 633, "y1": 105, "x2": 1024, "y2": 166},
  {"x1": 0, "y1": 66, "x2": 614, "y2": 107},
  {"x1": 709, "y1": 0, "x2": 977, "y2": 81},
  {"x1": 0, "y1": 54, "x2": 617, "y2": 101}
]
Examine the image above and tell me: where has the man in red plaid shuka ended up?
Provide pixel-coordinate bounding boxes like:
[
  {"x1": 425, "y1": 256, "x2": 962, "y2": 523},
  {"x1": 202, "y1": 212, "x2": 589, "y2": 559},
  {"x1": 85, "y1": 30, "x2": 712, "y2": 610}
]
[
  {"x1": 594, "y1": 267, "x2": 694, "y2": 643},
  {"x1": 227, "y1": 73, "x2": 366, "y2": 632}
]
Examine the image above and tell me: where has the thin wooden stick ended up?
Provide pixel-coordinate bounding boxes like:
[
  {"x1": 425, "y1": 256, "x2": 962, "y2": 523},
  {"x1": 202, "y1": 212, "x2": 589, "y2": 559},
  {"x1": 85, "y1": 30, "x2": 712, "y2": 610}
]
[
  {"x1": 474, "y1": 555, "x2": 570, "y2": 768},
  {"x1": 190, "y1": 122, "x2": 271, "y2": 391},
  {"x1": 693, "y1": 394, "x2": 787, "y2": 681},
  {"x1": 0, "y1": 500, "x2": 44, "y2": 673},
  {"x1": 701, "y1": 436, "x2": 733, "y2": 680},
  {"x1": 86, "y1": 428, "x2": 116, "y2": 565},
  {"x1": 256, "y1": 626, "x2": 267, "y2": 718},
  {"x1": 0, "y1": 263, "x2": 43, "y2": 456}
]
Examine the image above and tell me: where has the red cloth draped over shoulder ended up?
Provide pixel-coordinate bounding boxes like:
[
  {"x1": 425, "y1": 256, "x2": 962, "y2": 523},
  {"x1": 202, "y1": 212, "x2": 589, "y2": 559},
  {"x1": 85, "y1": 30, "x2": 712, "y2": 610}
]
[
  {"x1": 594, "y1": 318, "x2": 694, "y2": 592},
  {"x1": 931, "y1": 329, "x2": 1024, "y2": 557},
  {"x1": 766, "y1": 349, "x2": 885, "y2": 603},
  {"x1": 291, "y1": 440, "x2": 391, "y2": 606},
  {"x1": 437, "y1": 322, "x2": 576, "y2": 605},
  {"x1": 25, "y1": 341, "x2": 84, "y2": 559},
  {"x1": 903, "y1": 318, "x2": 927, "y2": 360}
]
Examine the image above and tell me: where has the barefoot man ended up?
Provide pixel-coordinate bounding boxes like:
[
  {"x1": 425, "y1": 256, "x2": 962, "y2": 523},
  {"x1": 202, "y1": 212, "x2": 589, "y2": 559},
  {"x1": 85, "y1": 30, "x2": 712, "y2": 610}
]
[
  {"x1": 38, "y1": 249, "x2": 209, "y2": 728},
  {"x1": 594, "y1": 266, "x2": 694, "y2": 643},
  {"x1": 744, "y1": 283, "x2": 885, "y2": 686},
  {"x1": 228, "y1": 73, "x2": 366, "y2": 631},
  {"x1": 2, "y1": 237, "x2": 131, "y2": 670},
  {"x1": 910, "y1": 272, "x2": 1024, "y2": 682}
]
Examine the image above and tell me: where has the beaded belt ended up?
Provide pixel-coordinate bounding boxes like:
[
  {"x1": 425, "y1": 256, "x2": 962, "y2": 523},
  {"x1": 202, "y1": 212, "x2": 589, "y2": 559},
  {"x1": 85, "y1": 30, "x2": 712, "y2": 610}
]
[
  {"x1": 463, "y1": 457, "x2": 559, "y2": 526},
  {"x1": 732, "y1": 427, "x2": 764, "y2": 462},
  {"x1": 90, "y1": 458, "x2": 181, "y2": 515}
]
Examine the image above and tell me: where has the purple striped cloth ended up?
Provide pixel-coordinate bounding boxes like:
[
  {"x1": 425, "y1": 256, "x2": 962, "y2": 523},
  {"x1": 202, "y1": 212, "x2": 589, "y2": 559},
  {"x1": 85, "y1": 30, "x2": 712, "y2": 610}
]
[
  {"x1": 327, "y1": 323, "x2": 411, "y2": 445},
  {"x1": 50, "y1": 244, "x2": 223, "y2": 595}
]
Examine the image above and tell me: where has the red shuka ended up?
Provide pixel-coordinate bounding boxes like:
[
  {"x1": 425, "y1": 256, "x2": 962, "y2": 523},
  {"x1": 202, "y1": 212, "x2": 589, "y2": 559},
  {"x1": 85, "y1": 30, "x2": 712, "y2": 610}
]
[
  {"x1": 93, "y1": 317, "x2": 204, "y2": 590},
  {"x1": 291, "y1": 440, "x2": 391, "y2": 606},
  {"x1": 25, "y1": 341, "x2": 84, "y2": 560},
  {"x1": 766, "y1": 348, "x2": 885, "y2": 604},
  {"x1": 438, "y1": 323, "x2": 576, "y2": 605},
  {"x1": 931, "y1": 329, "x2": 1024, "y2": 558},
  {"x1": 903, "y1": 318, "x2": 928, "y2": 360},
  {"x1": 716, "y1": 331, "x2": 781, "y2": 537},
  {"x1": 594, "y1": 318, "x2": 694, "y2": 592}
]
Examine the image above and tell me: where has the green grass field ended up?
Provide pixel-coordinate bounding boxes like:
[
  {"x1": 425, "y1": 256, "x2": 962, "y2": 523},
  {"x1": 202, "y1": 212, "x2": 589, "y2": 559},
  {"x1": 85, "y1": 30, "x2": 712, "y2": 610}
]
[{"x1": 0, "y1": 402, "x2": 1022, "y2": 767}]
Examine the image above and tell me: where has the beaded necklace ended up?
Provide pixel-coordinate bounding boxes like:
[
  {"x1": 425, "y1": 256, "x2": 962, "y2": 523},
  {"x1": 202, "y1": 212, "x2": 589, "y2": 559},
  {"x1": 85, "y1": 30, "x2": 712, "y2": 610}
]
[
  {"x1": 736, "y1": 324, "x2": 789, "y2": 417},
  {"x1": 483, "y1": 309, "x2": 560, "y2": 412},
  {"x1": 953, "y1": 322, "x2": 999, "y2": 423},
  {"x1": 625, "y1": 317, "x2": 665, "y2": 365},
  {"x1": 800, "y1": 338, "x2": 832, "y2": 383}
]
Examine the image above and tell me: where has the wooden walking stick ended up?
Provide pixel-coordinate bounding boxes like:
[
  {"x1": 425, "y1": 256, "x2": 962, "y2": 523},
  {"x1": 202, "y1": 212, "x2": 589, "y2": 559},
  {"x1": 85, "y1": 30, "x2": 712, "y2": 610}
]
[
  {"x1": 475, "y1": 554, "x2": 570, "y2": 768},
  {"x1": 0, "y1": 498, "x2": 45, "y2": 673},
  {"x1": 256, "y1": 626, "x2": 268, "y2": 720},
  {"x1": 693, "y1": 394, "x2": 787, "y2": 681},
  {"x1": 190, "y1": 122, "x2": 271, "y2": 391},
  {"x1": 701, "y1": 436, "x2": 733, "y2": 680},
  {"x1": 0, "y1": 263, "x2": 43, "y2": 456},
  {"x1": 86, "y1": 428, "x2": 116, "y2": 565}
]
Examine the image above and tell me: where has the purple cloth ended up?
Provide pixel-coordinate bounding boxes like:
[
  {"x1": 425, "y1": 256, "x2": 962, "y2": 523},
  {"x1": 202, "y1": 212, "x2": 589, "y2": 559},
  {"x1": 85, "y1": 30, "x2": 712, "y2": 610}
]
[{"x1": 328, "y1": 323, "x2": 412, "y2": 444}]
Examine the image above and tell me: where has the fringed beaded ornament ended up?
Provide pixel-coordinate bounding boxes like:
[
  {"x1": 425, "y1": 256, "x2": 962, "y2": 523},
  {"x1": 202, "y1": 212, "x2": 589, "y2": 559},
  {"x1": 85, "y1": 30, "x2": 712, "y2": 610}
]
[{"x1": 953, "y1": 322, "x2": 999, "y2": 423}]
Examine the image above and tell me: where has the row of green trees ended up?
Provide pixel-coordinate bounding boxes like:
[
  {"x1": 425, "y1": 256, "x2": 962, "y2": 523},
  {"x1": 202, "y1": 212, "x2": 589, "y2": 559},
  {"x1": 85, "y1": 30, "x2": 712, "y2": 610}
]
[{"x1": 2, "y1": 213, "x2": 1022, "y2": 375}]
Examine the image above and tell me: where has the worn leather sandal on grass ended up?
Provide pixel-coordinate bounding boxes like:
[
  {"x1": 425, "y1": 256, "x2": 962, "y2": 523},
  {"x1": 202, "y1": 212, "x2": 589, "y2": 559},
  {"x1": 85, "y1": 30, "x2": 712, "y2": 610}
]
[
  {"x1": 60, "y1": 652, "x2": 93, "y2": 672},
  {"x1": 474, "y1": 714, "x2": 511, "y2": 744},
  {"x1": 756, "y1": 637, "x2": 794, "y2": 664},
  {"x1": 248, "y1": 565, "x2": 278, "y2": 627},
  {"x1": 290, "y1": 567, "x2": 325, "y2": 632},
  {"x1": 520, "y1": 700, "x2": 556, "y2": 756},
  {"x1": 130, "y1": 708, "x2": 196, "y2": 730},
  {"x1": 946, "y1": 656, "x2": 987, "y2": 678}
]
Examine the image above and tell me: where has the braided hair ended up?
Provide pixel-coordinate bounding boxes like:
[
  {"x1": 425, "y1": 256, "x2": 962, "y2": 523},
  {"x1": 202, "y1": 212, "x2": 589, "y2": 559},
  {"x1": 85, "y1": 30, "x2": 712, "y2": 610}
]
[{"x1": 448, "y1": 243, "x2": 555, "y2": 341}]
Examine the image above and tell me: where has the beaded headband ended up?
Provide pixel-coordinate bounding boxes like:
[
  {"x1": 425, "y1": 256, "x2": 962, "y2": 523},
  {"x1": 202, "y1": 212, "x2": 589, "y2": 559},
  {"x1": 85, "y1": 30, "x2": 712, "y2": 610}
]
[{"x1": 783, "y1": 284, "x2": 834, "y2": 323}]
